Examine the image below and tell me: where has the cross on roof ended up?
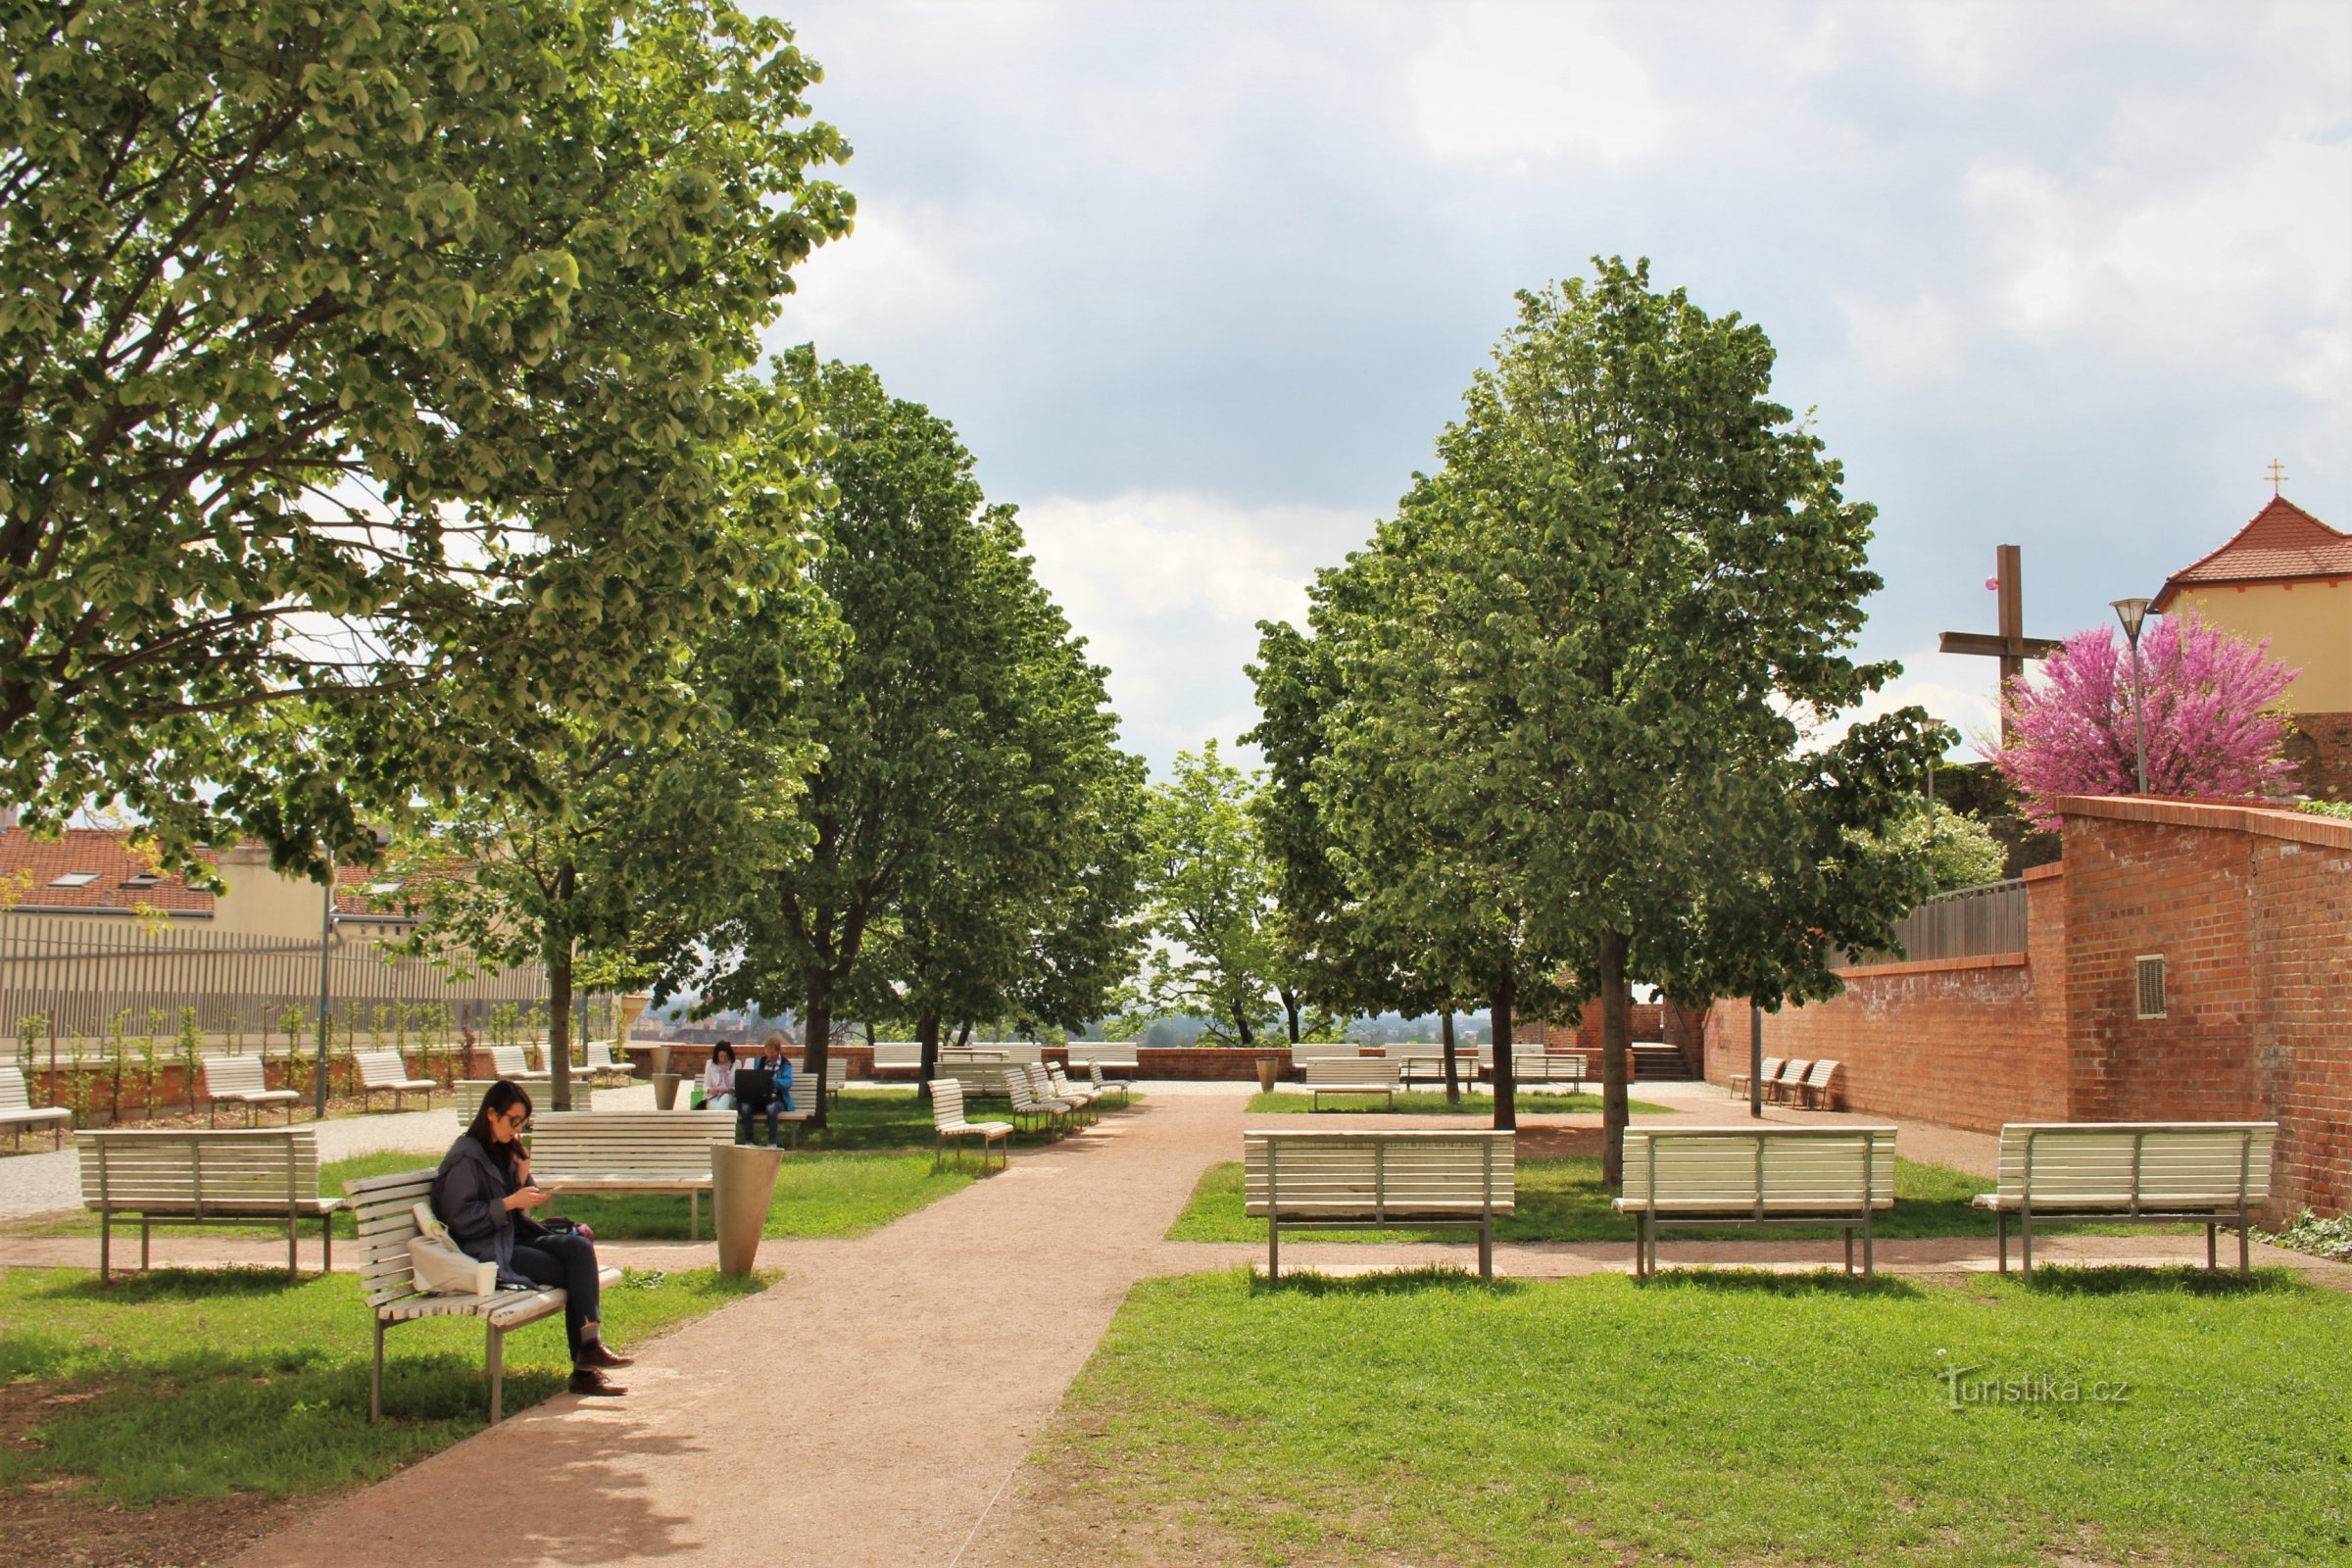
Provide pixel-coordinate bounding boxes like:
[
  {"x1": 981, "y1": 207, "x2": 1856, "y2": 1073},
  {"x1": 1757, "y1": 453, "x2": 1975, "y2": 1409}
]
[
  {"x1": 2267, "y1": 459, "x2": 2288, "y2": 497},
  {"x1": 1937, "y1": 544, "x2": 2063, "y2": 742}
]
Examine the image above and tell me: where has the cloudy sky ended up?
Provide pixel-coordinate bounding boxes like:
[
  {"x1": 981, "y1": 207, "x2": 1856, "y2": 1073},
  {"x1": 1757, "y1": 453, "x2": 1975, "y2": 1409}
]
[{"x1": 756, "y1": 0, "x2": 2352, "y2": 774}]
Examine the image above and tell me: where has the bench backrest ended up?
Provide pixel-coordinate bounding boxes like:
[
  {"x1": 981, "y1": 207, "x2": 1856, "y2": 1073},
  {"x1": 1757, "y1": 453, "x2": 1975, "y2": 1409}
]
[
  {"x1": 348, "y1": 1165, "x2": 443, "y2": 1308},
  {"x1": 964, "y1": 1041, "x2": 1041, "y2": 1065},
  {"x1": 453, "y1": 1080, "x2": 590, "y2": 1119},
  {"x1": 490, "y1": 1046, "x2": 538, "y2": 1077},
  {"x1": 0, "y1": 1065, "x2": 38, "y2": 1112},
  {"x1": 1800, "y1": 1059, "x2": 1839, "y2": 1093},
  {"x1": 931, "y1": 1078, "x2": 976, "y2": 1129},
  {"x1": 1620, "y1": 1126, "x2": 1897, "y2": 1212},
  {"x1": 1245, "y1": 1130, "x2": 1515, "y2": 1216},
  {"x1": 528, "y1": 1112, "x2": 738, "y2": 1181},
  {"x1": 203, "y1": 1055, "x2": 271, "y2": 1099},
  {"x1": 873, "y1": 1041, "x2": 923, "y2": 1067},
  {"x1": 1991, "y1": 1122, "x2": 2277, "y2": 1208},
  {"x1": 356, "y1": 1050, "x2": 418, "y2": 1088},
  {"x1": 1772, "y1": 1058, "x2": 1812, "y2": 1089},
  {"x1": 1750, "y1": 1056, "x2": 1784, "y2": 1085},
  {"x1": 1064, "y1": 1043, "x2": 1138, "y2": 1068},
  {"x1": 931, "y1": 1061, "x2": 1014, "y2": 1096},
  {"x1": 79, "y1": 1127, "x2": 323, "y2": 1209},
  {"x1": 1290, "y1": 1042, "x2": 1360, "y2": 1061},
  {"x1": 1303, "y1": 1058, "x2": 1400, "y2": 1087}
]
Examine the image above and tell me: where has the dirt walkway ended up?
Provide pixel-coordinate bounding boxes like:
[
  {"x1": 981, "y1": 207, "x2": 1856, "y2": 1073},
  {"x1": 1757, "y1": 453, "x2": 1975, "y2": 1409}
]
[{"x1": 227, "y1": 1089, "x2": 1254, "y2": 1568}]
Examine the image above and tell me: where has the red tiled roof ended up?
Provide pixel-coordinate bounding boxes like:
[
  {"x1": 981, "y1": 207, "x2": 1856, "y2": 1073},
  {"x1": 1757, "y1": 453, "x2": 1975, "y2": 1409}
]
[
  {"x1": 2153, "y1": 496, "x2": 2352, "y2": 611},
  {"x1": 0, "y1": 828, "x2": 215, "y2": 915}
]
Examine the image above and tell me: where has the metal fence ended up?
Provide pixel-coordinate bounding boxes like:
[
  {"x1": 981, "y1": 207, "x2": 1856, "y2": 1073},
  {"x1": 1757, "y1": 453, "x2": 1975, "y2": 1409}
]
[
  {"x1": 0, "y1": 919, "x2": 607, "y2": 1057},
  {"x1": 1844, "y1": 878, "x2": 2030, "y2": 967}
]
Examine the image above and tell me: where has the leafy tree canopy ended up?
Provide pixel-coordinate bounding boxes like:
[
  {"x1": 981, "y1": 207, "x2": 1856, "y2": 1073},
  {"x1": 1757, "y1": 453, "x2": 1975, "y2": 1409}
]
[
  {"x1": 0, "y1": 0, "x2": 853, "y2": 875},
  {"x1": 1131, "y1": 741, "x2": 1286, "y2": 1047}
]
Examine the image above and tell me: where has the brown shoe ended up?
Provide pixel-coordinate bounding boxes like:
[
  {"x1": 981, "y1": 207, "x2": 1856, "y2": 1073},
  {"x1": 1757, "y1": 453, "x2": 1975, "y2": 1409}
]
[
  {"x1": 579, "y1": 1343, "x2": 634, "y2": 1370},
  {"x1": 569, "y1": 1368, "x2": 627, "y2": 1396}
]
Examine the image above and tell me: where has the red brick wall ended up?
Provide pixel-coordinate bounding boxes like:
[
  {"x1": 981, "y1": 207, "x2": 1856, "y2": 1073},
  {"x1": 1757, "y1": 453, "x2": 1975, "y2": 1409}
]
[
  {"x1": 2283, "y1": 710, "x2": 2352, "y2": 802},
  {"x1": 1700, "y1": 862, "x2": 2071, "y2": 1133},
  {"x1": 2060, "y1": 798, "x2": 2352, "y2": 1217},
  {"x1": 1539, "y1": 1002, "x2": 1664, "y2": 1052}
]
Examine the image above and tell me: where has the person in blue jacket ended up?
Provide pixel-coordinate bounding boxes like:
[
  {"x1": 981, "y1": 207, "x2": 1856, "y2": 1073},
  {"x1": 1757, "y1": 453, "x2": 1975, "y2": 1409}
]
[{"x1": 737, "y1": 1032, "x2": 799, "y2": 1147}]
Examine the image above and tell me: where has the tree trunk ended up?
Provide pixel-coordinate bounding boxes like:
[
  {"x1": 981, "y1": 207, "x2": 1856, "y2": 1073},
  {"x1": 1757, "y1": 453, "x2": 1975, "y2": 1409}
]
[
  {"x1": 802, "y1": 982, "x2": 832, "y2": 1131},
  {"x1": 954, "y1": 1020, "x2": 973, "y2": 1049},
  {"x1": 1599, "y1": 927, "x2": 1631, "y2": 1190},
  {"x1": 1234, "y1": 1005, "x2": 1255, "y2": 1047},
  {"x1": 917, "y1": 1013, "x2": 941, "y2": 1101},
  {"x1": 1440, "y1": 1008, "x2": 1460, "y2": 1104},
  {"x1": 1282, "y1": 990, "x2": 1302, "y2": 1044},
  {"x1": 1491, "y1": 963, "x2": 1516, "y2": 1133},
  {"x1": 546, "y1": 864, "x2": 577, "y2": 1112}
]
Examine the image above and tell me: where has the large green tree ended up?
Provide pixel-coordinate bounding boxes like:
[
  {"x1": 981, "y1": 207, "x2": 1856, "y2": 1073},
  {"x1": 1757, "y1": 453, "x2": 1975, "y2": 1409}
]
[
  {"x1": 0, "y1": 0, "x2": 852, "y2": 874},
  {"x1": 1129, "y1": 741, "x2": 1295, "y2": 1047},
  {"x1": 1301, "y1": 259, "x2": 1940, "y2": 1177}
]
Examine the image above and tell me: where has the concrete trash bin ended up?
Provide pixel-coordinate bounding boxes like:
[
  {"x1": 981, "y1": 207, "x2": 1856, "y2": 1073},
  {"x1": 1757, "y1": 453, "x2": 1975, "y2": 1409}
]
[
  {"x1": 711, "y1": 1144, "x2": 784, "y2": 1277},
  {"x1": 651, "y1": 1071, "x2": 682, "y2": 1110}
]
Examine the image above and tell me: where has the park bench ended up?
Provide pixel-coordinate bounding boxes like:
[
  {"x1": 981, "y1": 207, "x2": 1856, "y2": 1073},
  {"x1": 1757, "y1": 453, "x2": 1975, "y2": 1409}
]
[
  {"x1": 357, "y1": 1050, "x2": 438, "y2": 1112},
  {"x1": 1614, "y1": 1124, "x2": 1898, "y2": 1278},
  {"x1": 348, "y1": 1166, "x2": 624, "y2": 1426},
  {"x1": 1510, "y1": 1052, "x2": 1588, "y2": 1092},
  {"x1": 79, "y1": 1126, "x2": 341, "y2": 1280},
  {"x1": 1290, "y1": 1042, "x2": 1360, "y2": 1065},
  {"x1": 1790, "y1": 1058, "x2": 1842, "y2": 1110},
  {"x1": 202, "y1": 1054, "x2": 299, "y2": 1127},
  {"x1": 1971, "y1": 1121, "x2": 2278, "y2": 1277},
  {"x1": 0, "y1": 1065, "x2": 73, "y2": 1148},
  {"x1": 454, "y1": 1079, "x2": 594, "y2": 1119},
  {"x1": 1762, "y1": 1057, "x2": 1813, "y2": 1104},
  {"x1": 1043, "y1": 1064, "x2": 1102, "y2": 1123},
  {"x1": 928, "y1": 1079, "x2": 1011, "y2": 1170},
  {"x1": 1085, "y1": 1060, "x2": 1133, "y2": 1107},
  {"x1": 1245, "y1": 1127, "x2": 1516, "y2": 1279},
  {"x1": 1004, "y1": 1069, "x2": 1075, "y2": 1136},
  {"x1": 872, "y1": 1041, "x2": 923, "y2": 1076},
  {"x1": 1727, "y1": 1055, "x2": 1782, "y2": 1102},
  {"x1": 930, "y1": 1060, "x2": 1017, "y2": 1102},
  {"x1": 1304, "y1": 1057, "x2": 1401, "y2": 1109},
  {"x1": 526, "y1": 1111, "x2": 739, "y2": 1241},
  {"x1": 488, "y1": 1045, "x2": 550, "y2": 1083},
  {"x1": 1064, "y1": 1042, "x2": 1139, "y2": 1074}
]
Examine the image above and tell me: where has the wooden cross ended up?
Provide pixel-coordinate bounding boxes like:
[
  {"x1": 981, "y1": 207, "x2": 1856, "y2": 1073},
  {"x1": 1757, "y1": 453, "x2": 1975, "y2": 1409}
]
[{"x1": 1938, "y1": 543, "x2": 2062, "y2": 742}]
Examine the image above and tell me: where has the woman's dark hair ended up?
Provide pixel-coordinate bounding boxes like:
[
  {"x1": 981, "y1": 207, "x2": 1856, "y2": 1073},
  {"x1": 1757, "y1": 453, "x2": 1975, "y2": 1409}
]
[
  {"x1": 711, "y1": 1042, "x2": 735, "y2": 1064},
  {"x1": 464, "y1": 1078, "x2": 534, "y2": 1167}
]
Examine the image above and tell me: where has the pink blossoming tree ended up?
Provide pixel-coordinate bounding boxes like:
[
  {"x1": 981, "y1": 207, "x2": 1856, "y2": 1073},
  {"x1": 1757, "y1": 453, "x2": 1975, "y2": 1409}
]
[{"x1": 1988, "y1": 613, "x2": 2299, "y2": 827}]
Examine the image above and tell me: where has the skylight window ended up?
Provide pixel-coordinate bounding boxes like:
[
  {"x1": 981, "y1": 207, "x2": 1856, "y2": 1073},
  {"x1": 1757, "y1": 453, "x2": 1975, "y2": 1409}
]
[
  {"x1": 122, "y1": 872, "x2": 162, "y2": 888},
  {"x1": 48, "y1": 871, "x2": 98, "y2": 888}
]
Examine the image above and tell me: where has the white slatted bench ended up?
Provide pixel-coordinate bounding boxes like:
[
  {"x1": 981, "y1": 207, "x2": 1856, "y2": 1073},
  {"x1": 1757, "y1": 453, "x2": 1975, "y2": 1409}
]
[
  {"x1": 1510, "y1": 1052, "x2": 1588, "y2": 1091},
  {"x1": 929, "y1": 1079, "x2": 1011, "y2": 1170},
  {"x1": 930, "y1": 1060, "x2": 1017, "y2": 1102},
  {"x1": 202, "y1": 1054, "x2": 298, "y2": 1127},
  {"x1": 350, "y1": 1167, "x2": 623, "y2": 1425},
  {"x1": 1971, "y1": 1121, "x2": 2278, "y2": 1277},
  {"x1": 1303, "y1": 1057, "x2": 1401, "y2": 1109},
  {"x1": 1396, "y1": 1049, "x2": 1476, "y2": 1087},
  {"x1": 872, "y1": 1041, "x2": 924, "y2": 1077},
  {"x1": 1, "y1": 1065, "x2": 74, "y2": 1148},
  {"x1": 1246, "y1": 1128, "x2": 1515, "y2": 1279},
  {"x1": 1084, "y1": 1060, "x2": 1134, "y2": 1106},
  {"x1": 1064, "y1": 1042, "x2": 1140, "y2": 1074},
  {"x1": 527, "y1": 1111, "x2": 738, "y2": 1241},
  {"x1": 1289, "y1": 1042, "x2": 1361, "y2": 1064},
  {"x1": 1762, "y1": 1058, "x2": 1812, "y2": 1104},
  {"x1": 357, "y1": 1050, "x2": 438, "y2": 1111},
  {"x1": 1615, "y1": 1125, "x2": 1898, "y2": 1278},
  {"x1": 489, "y1": 1046, "x2": 551, "y2": 1083},
  {"x1": 454, "y1": 1080, "x2": 593, "y2": 1119},
  {"x1": 80, "y1": 1127, "x2": 340, "y2": 1280},
  {"x1": 1791, "y1": 1058, "x2": 1841, "y2": 1110}
]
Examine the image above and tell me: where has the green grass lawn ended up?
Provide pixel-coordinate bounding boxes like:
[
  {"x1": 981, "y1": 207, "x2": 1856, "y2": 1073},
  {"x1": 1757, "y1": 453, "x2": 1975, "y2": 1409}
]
[
  {"x1": 1026, "y1": 1265, "x2": 2350, "y2": 1566},
  {"x1": 1245, "y1": 1090, "x2": 1672, "y2": 1116},
  {"x1": 1170, "y1": 1156, "x2": 2036, "y2": 1244},
  {"x1": 0, "y1": 1264, "x2": 761, "y2": 1505}
]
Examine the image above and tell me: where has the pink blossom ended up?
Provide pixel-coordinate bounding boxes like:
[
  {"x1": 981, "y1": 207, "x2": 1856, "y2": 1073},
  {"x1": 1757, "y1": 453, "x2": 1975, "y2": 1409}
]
[{"x1": 1987, "y1": 612, "x2": 2299, "y2": 828}]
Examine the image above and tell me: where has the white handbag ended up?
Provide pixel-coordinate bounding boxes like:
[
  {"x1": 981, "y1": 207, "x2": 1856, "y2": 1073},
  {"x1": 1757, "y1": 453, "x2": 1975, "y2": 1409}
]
[{"x1": 408, "y1": 1202, "x2": 496, "y2": 1297}]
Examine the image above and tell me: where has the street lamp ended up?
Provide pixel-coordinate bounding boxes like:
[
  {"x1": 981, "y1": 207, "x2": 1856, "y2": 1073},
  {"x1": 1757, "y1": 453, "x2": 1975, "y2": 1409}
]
[{"x1": 2111, "y1": 597, "x2": 2152, "y2": 796}]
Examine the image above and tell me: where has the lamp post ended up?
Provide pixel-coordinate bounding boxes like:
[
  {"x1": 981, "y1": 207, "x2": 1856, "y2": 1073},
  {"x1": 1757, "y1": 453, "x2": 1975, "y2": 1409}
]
[{"x1": 2111, "y1": 598, "x2": 2152, "y2": 796}]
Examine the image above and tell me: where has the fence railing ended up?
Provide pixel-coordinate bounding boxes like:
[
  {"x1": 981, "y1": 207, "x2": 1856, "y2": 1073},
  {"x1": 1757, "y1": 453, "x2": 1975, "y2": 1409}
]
[
  {"x1": 0, "y1": 918, "x2": 605, "y2": 1057},
  {"x1": 1842, "y1": 878, "x2": 2030, "y2": 968}
]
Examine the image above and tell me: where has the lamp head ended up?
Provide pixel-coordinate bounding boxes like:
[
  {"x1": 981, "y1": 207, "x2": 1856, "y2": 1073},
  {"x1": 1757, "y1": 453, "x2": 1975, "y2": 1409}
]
[{"x1": 2110, "y1": 597, "x2": 2152, "y2": 642}]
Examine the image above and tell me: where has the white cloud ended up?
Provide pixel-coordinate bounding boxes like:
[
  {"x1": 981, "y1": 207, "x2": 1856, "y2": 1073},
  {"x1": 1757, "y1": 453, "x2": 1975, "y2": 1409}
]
[{"x1": 1407, "y1": 3, "x2": 1667, "y2": 165}]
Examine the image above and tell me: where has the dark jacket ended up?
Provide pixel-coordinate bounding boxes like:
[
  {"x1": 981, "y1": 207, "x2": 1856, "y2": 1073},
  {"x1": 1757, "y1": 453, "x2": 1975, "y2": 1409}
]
[{"x1": 432, "y1": 1133, "x2": 545, "y2": 1288}]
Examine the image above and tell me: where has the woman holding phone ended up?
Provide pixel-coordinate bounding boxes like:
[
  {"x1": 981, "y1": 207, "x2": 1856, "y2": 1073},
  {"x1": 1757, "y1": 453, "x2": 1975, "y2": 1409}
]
[{"x1": 433, "y1": 1079, "x2": 632, "y2": 1396}]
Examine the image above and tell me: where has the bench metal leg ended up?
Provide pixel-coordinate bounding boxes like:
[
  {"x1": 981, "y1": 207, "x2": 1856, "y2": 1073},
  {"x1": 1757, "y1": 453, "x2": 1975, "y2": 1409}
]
[
  {"x1": 2020, "y1": 1206, "x2": 2034, "y2": 1279},
  {"x1": 1863, "y1": 1209, "x2": 1875, "y2": 1278},
  {"x1": 1994, "y1": 1210, "x2": 2008, "y2": 1275},
  {"x1": 370, "y1": 1318, "x2": 386, "y2": 1424},
  {"x1": 140, "y1": 1216, "x2": 151, "y2": 1272},
  {"x1": 1478, "y1": 1219, "x2": 1493, "y2": 1281},
  {"x1": 99, "y1": 1209, "x2": 112, "y2": 1283},
  {"x1": 1843, "y1": 1227, "x2": 1854, "y2": 1276},
  {"x1": 2207, "y1": 1222, "x2": 2218, "y2": 1271},
  {"x1": 287, "y1": 1211, "x2": 298, "y2": 1276},
  {"x1": 2238, "y1": 1201, "x2": 2250, "y2": 1275},
  {"x1": 486, "y1": 1322, "x2": 505, "y2": 1425},
  {"x1": 690, "y1": 1191, "x2": 700, "y2": 1243},
  {"x1": 321, "y1": 1212, "x2": 333, "y2": 1275},
  {"x1": 1267, "y1": 1216, "x2": 1281, "y2": 1281}
]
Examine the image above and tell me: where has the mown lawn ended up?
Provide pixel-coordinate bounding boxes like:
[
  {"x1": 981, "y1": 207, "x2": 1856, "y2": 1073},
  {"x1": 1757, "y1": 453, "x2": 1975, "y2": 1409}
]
[
  {"x1": 0, "y1": 1265, "x2": 761, "y2": 1505},
  {"x1": 1244, "y1": 1091, "x2": 1671, "y2": 1116},
  {"x1": 1170, "y1": 1156, "x2": 2022, "y2": 1244},
  {"x1": 1025, "y1": 1265, "x2": 2350, "y2": 1566}
]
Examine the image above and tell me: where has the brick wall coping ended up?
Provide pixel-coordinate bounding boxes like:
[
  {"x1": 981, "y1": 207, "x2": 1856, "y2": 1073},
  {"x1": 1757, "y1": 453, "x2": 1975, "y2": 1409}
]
[
  {"x1": 2055, "y1": 795, "x2": 2352, "y2": 851},
  {"x1": 1832, "y1": 952, "x2": 2029, "y2": 980},
  {"x1": 2022, "y1": 861, "x2": 2065, "y2": 883}
]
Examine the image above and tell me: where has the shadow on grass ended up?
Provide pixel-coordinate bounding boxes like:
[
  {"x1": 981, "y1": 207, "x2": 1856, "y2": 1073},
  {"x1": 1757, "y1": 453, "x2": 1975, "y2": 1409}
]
[
  {"x1": 1248, "y1": 1265, "x2": 1526, "y2": 1299},
  {"x1": 2012, "y1": 1264, "x2": 2306, "y2": 1298},
  {"x1": 24, "y1": 1265, "x2": 312, "y2": 1304},
  {"x1": 1639, "y1": 1268, "x2": 1928, "y2": 1300}
]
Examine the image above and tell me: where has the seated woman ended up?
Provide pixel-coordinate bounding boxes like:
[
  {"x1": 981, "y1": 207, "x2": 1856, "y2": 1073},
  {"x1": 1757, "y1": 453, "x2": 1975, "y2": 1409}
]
[
  {"x1": 433, "y1": 1079, "x2": 632, "y2": 1397},
  {"x1": 701, "y1": 1041, "x2": 738, "y2": 1111}
]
